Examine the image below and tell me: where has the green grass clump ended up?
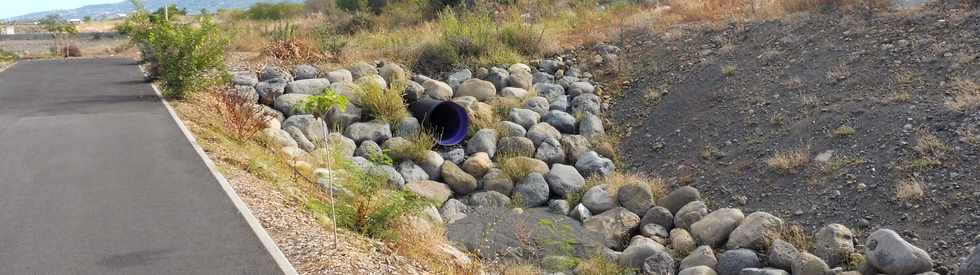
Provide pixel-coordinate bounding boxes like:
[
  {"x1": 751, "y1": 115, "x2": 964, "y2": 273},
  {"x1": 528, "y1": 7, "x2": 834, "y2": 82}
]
[
  {"x1": 324, "y1": 158, "x2": 431, "y2": 238},
  {"x1": 426, "y1": 9, "x2": 541, "y2": 69},
  {"x1": 355, "y1": 79, "x2": 410, "y2": 125}
]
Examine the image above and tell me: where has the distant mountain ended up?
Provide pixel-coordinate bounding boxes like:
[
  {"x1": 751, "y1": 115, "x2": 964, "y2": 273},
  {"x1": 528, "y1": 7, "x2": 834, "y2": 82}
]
[{"x1": 6, "y1": 0, "x2": 303, "y2": 21}]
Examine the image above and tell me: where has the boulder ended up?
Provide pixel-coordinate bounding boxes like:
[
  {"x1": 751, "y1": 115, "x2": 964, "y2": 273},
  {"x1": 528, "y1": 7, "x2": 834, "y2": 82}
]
[
  {"x1": 404, "y1": 81, "x2": 425, "y2": 102},
  {"x1": 514, "y1": 173, "x2": 550, "y2": 207},
  {"x1": 349, "y1": 62, "x2": 378, "y2": 80},
  {"x1": 533, "y1": 72, "x2": 554, "y2": 84},
  {"x1": 679, "y1": 266, "x2": 717, "y2": 275},
  {"x1": 865, "y1": 229, "x2": 933, "y2": 275},
  {"x1": 260, "y1": 66, "x2": 290, "y2": 82},
  {"x1": 544, "y1": 164, "x2": 585, "y2": 198},
  {"x1": 324, "y1": 133, "x2": 356, "y2": 157},
  {"x1": 535, "y1": 137, "x2": 566, "y2": 165},
  {"x1": 583, "y1": 207, "x2": 640, "y2": 250},
  {"x1": 481, "y1": 168, "x2": 513, "y2": 196},
  {"x1": 507, "y1": 70, "x2": 532, "y2": 90},
  {"x1": 406, "y1": 180, "x2": 451, "y2": 204},
  {"x1": 379, "y1": 62, "x2": 406, "y2": 85},
  {"x1": 345, "y1": 120, "x2": 392, "y2": 144},
  {"x1": 542, "y1": 110, "x2": 577, "y2": 133},
  {"x1": 567, "y1": 81, "x2": 595, "y2": 97},
  {"x1": 726, "y1": 212, "x2": 784, "y2": 250},
  {"x1": 447, "y1": 207, "x2": 603, "y2": 260},
  {"x1": 680, "y1": 245, "x2": 718, "y2": 270},
  {"x1": 325, "y1": 69, "x2": 353, "y2": 83},
  {"x1": 273, "y1": 93, "x2": 311, "y2": 117},
  {"x1": 691, "y1": 208, "x2": 745, "y2": 248},
  {"x1": 550, "y1": 95, "x2": 570, "y2": 112},
  {"x1": 524, "y1": 96, "x2": 551, "y2": 115},
  {"x1": 659, "y1": 186, "x2": 702, "y2": 215},
  {"x1": 372, "y1": 165, "x2": 405, "y2": 189},
  {"x1": 527, "y1": 123, "x2": 562, "y2": 146},
  {"x1": 286, "y1": 79, "x2": 331, "y2": 95},
  {"x1": 569, "y1": 203, "x2": 591, "y2": 222},
  {"x1": 283, "y1": 115, "x2": 327, "y2": 143},
  {"x1": 548, "y1": 199, "x2": 570, "y2": 215},
  {"x1": 485, "y1": 67, "x2": 509, "y2": 91},
  {"x1": 466, "y1": 129, "x2": 498, "y2": 157},
  {"x1": 959, "y1": 244, "x2": 980, "y2": 275},
  {"x1": 582, "y1": 185, "x2": 616, "y2": 214},
  {"x1": 739, "y1": 268, "x2": 790, "y2": 275},
  {"x1": 497, "y1": 136, "x2": 536, "y2": 157},
  {"x1": 500, "y1": 87, "x2": 528, "y2": 98},
  {"x1": 447, "y1": 69, "x2": 471, "y2": 89},
  {"x1": 231, "y1": 71, "x2": 258, "y2": 86},
  {"x1": 534, "y1": 83, "x2": 566, "y2": 102},
  {"x1": 330, "y1": 81, "x2": 360, "y2": 104},
  {"x1": 618, "y1": 183, "x2": 655, "y2": 216},
  {"x1": 395, "y1": 116, "x2": 420, "y2": 138},
  {"x1": 675, "y1": 201, "x2": 709, "y2": 230},
  {"x1": 292, "y1": 64, "x2": 319, "y2": 80},
  {"x1": 231, "y1": 85, "x2": 259, "y2": 103},
  {"x1": 442, "y1": 148, "x2": 466, "y2": 165},
  {"x1": 397, "y1": 161, "x2": 429, "y2": 183},
  {"x1": 440, "y1": 199, "x2": 469, "y2": 224},
  {"x1": 326, "y1": 104, "x2": 362, "y2": 130},
  {"x1": 261, "y1": 128, "x2": 298, "y2": 148},
  {"x1": 509, "y1": 63, "x2": 532, "y2": 74},
  {"x1": 285, "y1": 126, "x2": 315, "y2": 152},
  {"x1": 619, "y1": 236, "x2": 668, "y2": 269},
  {"x1": 813, "y1": 223, "x2": 855, "y2": 267},
  {"x1": 354, "y1": 140, "x2": 382, "y2": 158},
  {"x1": 382, "y1": 137, "x2": 413, "y2": 161},
  {"x1": 497, "y1": 121, "x2": 527, "y2": 138},
  {"x1": 560, "y1": 135, "x2": 591, "y2": 162},
  {"x1": 441, "y1": 161, "x2": 478, "y2": 195},
  {"x1": 538, "y1": 59, "x2": 561, "y2": 74},
  {"x1": 456, "y1": 79, "x2": 495, "y2": 100},
  {"x1": 792, "y1": 252, "x2": 831, "y2": 275},
  {"x1": 671, "y1": 228, "x2": 698, "y2": 255},
  {"x1": 422, "y1": 79, "x2": 454, "y2": 100},
  {"x1": 572, "y1": 93, "x2": 601, "y2": 114},
  {"x1": 466, "y1": 191, "x2": 511, "y2": 208},
  {"x1": 641, "y1": 206, "x2": 675, "y2": 231},
  {"x1": 357, "y1": 75, "x2": 387, "y2": 89},
  {"x1": 417, "y1": 151, "x2": 445, "y2": 180},
  {"x1": 640, "y1": 224, "x2": 669, "y2": 244},
  {"x1": 575, "y1": 151, "x2": 615, "y2": 177},
  {"x1": 508, "y1": 108, "x2": 541, "y2": 129},
  {"x1": 461, "y1": 152, "x2": 492, "y2": 178},
  {"x1": 716, "y1": 249, "x2": 761, "y2": 275},
  {"x1": 578, "y1": 112, "x2": 605, "y2": 139},
  {"x1": 767, "y1": 239, "x2": 801, "y2": 271}
]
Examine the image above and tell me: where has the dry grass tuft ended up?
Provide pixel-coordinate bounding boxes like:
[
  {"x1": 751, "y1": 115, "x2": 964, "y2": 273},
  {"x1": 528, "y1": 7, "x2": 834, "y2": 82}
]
[
  {"x1": 827, "y1": 63, "x2": 850, "y2": 81},
  {"x1": 388, "y1": 220, "x2": 483, "y2": 275},
  {"x1": 391, "y1": 127, "x2": 438, "y2": 162},
  {"x1": 766, "y1": 146, "x2": 811, "y2": 174},
  {"x1": 591, "y1": 172, "x2": 667, "y2": 203},
  {"x1": 208, "y1": 87, "x2": 269, "y2": 141},
  {"x1": 896, "y1": 178, "x2": 926, "y2": 201},
  {"x1": 831, "y1": 125, "x2": 856, "y2": 138},
  {"x1": 914, "y1": 129, "x2": 951, "y2": 161},
  {"x1": 574, "y1": 255, "x2": 631, "y2": 275},
  {"x1": 946, "y1": 78, "x2": 980, "y2": 112},
  {"x1": 356, "y1": 79, "x2": 410, "y2": 125},
  {"x1": 771, "y1": 223, "x2": 813, "y2": 252},
  {"x1": 500, "y1": 155, "x2": 543, "y2": 182}
]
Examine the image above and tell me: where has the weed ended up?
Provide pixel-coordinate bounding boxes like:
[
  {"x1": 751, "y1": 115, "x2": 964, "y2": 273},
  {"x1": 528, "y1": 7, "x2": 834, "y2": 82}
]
[
  {"x1": 776, "y1": 223, "x2": 813, "y2": 252},
  {"x1": 574, "y1": 254, "x2": 633, "y2": 275},
  {"x1": 957, "y1": 126, "x2": 980, "y2": 146},
  {"x1": 331, "y1": 158, "x2": 431, "y2": 238},
  {"x1": 210, "y1": 87, "x2": 269, "y2": 141},
  {"x1": 832, "y1": 125, "x2": 856, "y2": 138},
  {"x1": 592, "y1": 172, "x2": 667, "y2": 203},
  {"x1": 700, "y1": 145, "x2": 724, "y2": 160},
  {"x1": 884, "y1": 90, "x2": 913, "y2": 103},
  {"x1": 946, "y1": 78, "x2": 980, "y2": 112},
  {"x1": 766, "y1": 146, "x2": 811, "y2": 174},
  {"x1": 827, "y1": 63, "x2": 850, "y2": 81},
  {"x1": 896, "y1": 178, "x2": 925, "y2": 201},
  {"x1": 390, "y1": 127, "x2": 438, "y2": 162},
  {"x1": 770, "y1": 113, "x2": 786, "y2": 126},
  {"x1": 500, "y1": 155, "x2": 543, "y2": 182},
  {"x1": 914, "y1": 129, "x2": 951, "y2": 161},
  {"x1": 721, "y1": 64, "x2": 737, "y2": 77},
  {"x1": 356, "y1": 79, "x2": 410, "y2": 125}
]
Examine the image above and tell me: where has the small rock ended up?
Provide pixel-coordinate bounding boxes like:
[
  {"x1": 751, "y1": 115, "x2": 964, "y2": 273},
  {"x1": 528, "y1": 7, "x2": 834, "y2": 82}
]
[
  {"x1": 575, "y1": 151, "x2": 615, "y2": 177},
  {"x1": 441, "y1": 161, "x2": 478, "y2": 195},
  {"x1": 441, "y1": 148, "x2": 466, "y2": 165},
  {"x1": 691, "y1": 208, "x2": 745, "y2": 248},
  {"x1": 584, "y1": 207, "x2": 640, "y2": 250},
  {"x1": 406, "y1": 180, "x2": 451, "y2": 204},
  {"x1": 680, "y1": 245, "x2": 718, "y2": 270},
  {"x1": 548, "y1": 199, "x2": 570, "y2": 215},
  {"x1": 865, "y1": 229, "x2": 933, "y2": 275},
  {"x1": 481, "y1": 168, "x2": 514, "y2": 196},
  {"x1": 569, "y1": 203, "x2": 591, "y2": 222},
  {"x1": 514, "y1": 173, "x2": 550, "y2": 207},
  {"x1": 716, "y1": 249, "x2": 761, "y2": 275},
  {"x1": 461, "y1": 152, "x2": 492, "y2": 178},
  {"x1": 675, "y1": 200, "x2": 709, "y2": 230},
  {"x1": 582, "y1": 184, "x2": 615, "y2": 213}
]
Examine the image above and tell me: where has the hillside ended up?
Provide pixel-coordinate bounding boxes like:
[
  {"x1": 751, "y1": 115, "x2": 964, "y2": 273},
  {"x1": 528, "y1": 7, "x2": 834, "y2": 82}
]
[
  {"x1": 5, "y1": 0, "x2": 301, "y2": 21},
  {"x1": 609, "y1": 8, "x2": 980, "y2": 270}
]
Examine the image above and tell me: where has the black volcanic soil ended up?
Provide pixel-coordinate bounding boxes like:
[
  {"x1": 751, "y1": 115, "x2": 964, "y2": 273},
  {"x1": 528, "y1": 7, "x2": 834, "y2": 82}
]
[{"x1": 607, "y1": 8, "x2": 980, "y2": 270}]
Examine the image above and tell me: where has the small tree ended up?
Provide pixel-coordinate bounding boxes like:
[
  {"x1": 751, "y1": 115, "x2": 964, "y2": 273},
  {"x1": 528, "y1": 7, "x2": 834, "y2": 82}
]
[{"x1": 294, "y1": 88, "x2": 349, "y2": 248}]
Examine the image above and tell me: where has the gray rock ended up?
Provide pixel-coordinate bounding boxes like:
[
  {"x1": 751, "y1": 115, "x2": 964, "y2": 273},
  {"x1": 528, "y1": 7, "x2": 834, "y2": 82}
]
[
  {"x1": 672, "y1": 228, "x2": 698, "y2": 255},
  {"x1": 716, "y1": 249, "x2": 761, "y2": 275},
  {"x1": 535, "y1": 137, "x2": 566, "y2": 165},
  {"x1": 641, "y1": 206, "x2": 674, "y2": 231},
  {"x1": 575, "y1": 151, "x2": 615, "y2": 177},
  {"x1": 497, "y1": 136, "x2": 535, "y2": 157},
  {"x1": 256, "y1": 79, "x2": 288, "y2": 105},
  {"x1": 572, "y1": 93, "x2": 602, "y2": 114},
  {"x1": 485, "y1": 67, "x2": 509, "y2": 91},
  {"x1": 273, "y1": 93, "x2": 310, "y2": 117},
  {"x1": 497, "y1": 121, "x2": 527, "y2": 138},
  {"x1": 691, "y1": 208, "x2": 745, "y2": 248},
  {"x1": 533, "y1": 72, "x2": 554, "y2": 84},
  {"x1": 466, "y1": 191, "x2": 511, "y2": 208},
  {"x1": 739, "y1": 268, "x2": 789, "y2": 275},
  {"x1": 619, "y1": 236, "x2": 668, "y2": 268},
  {"x1": 260, "y1": 66, "x2": 290, "y2": 82},
  {"x1": 417, "y1": 151, "x2": 444, "y2": 180},
  {"x1": 441, "y1": 148, "x2": 466, "y2": 165},
  {"x1": 381, "y1": 137, "x2": 413, "y2": 161},
  {"x1": 792, "y1": 252, "x2": 831, "y2": 275},
  {"x1": 618, "y1": 183, "x2": 655, "y2": 216},
  {"x1": 560, "y1": 135, "x2": 591, "y2": 162},
  {"x1": 481, "y1": 168, "x2": 513, "y2": 196},
  {"x1": 330, "y1": 82, "x2": 360, "y2": 104},
  {"x1": 500, "y1": 87, "x2": 528, "y2": 98},
  {"x1": 261, "y1": 128, "x2": 298, "y2": 148},
  {"x1": 813, "y1": 223, "x2": 855, "y2": 268},
  {"x1": 566, "y1": 81, "x2": 595, "y2": 97},
  {"x1": 372, "y1": 164, "x2": 405, "y2": 189},
  {"x1": 542, "y1": 110, "x2": 577, "y2": 133},
  {"x1": 538, "y1": 59, "x2": 562, "y2": 74},
  {"x1": 680, "y1": 245, "x2": 718, "y2": 270},
  {"x1": 325, "y1": 133, "x2": 356, "y2": 157},
  {"x1": 283, "y1": 115, "x2": 327, "y2": 143},
  {"x1": 350, "y1": 156, "x2": 374, "y2": 171},
  {"x1": 524, "y1": 96, "x2": 551, "y2": 115},
  {"x1": 509, "y1": 108, "x2": 541, "y2": 129},
  {"x1": 544, "y1": 164, "x2": 585, "y2": 198},
  {"x1": 548, "y1": 199, "x2": 570, "y2": 215},
  {"x1": 534, "y1": 83, "x2": 566, "y2": 102},
  {"x1": 292, "y1": 64, "x2": 319, "y2": 80},
  {"x1": 397, "y1": 161, "x2": 429, "y2": 183},
  {"x1": 660, "y1": 186, "x2": 702, "y2": 215},
  {"x1": 768, "y1": 239, "x2": 801, "y2": 270},
  {"x1": 514, "y1": 173, "x2": 550, "y2": 207},
  {"x1": 865, "y1": 229, "x2": 933, "y2": 275},
  {"x1": 640, "y1": 223, "x2": 669, "y2": 243},
  {"x1": 446, "y1": 207, "x2": 603, "y2": 260},
  {"x1": 679, "y1": 266, "x2": 717, "y2": 275},
  {"x1": 422, "y1": 79, "x2": 454, "y2": 100},
  {"x1": 675, "y1": 201, "x2": 709, "y2": 230},
  {"x1": 404, "y1": 81, "x2": 425, "y2": 102},
  {"x1": 285, "y1": 126, "x2": 315, "y2": 152},
  {"x1": 447, "y1": 69, "x2": 472, "y2": 89},
  {"x1": 509, "y1": 63, "x2": 532, "y2": 74},
  {"x1": 557, "y1": 76, "x2": 579, "y2": 90},
  {"x1": 461, "y1": 152, "x2": 492, "y2": 178},
  {"x1": 507, "y1": 70, "x2": 532, "y2": 90},
  {"x1": 440, "y1": 199, "x2": 469, "y2": 224},
  {"x1": 395, "y1": 116, "x2": 420, "y2": 138},
  {"x1": 550, "y1": 95, "x2": 570, "y2": 112},
  {"x1": 379, "y1": 62, "x2": 406, "y2": 85},
  {"x1": 354, "y1": 140, "x2": 384, "y2": 159},
  {"x1": 326, "y1": 104, "x2": 362, "y2": 131},
  {"x1": 584, "y1": 207, "x2": 640, "y2": 250},
  {"x1": 456, "y1": 79, "x2": 495, "y2": 100},
  {"x1": 582, "y1": 185, "x2": 615, "y2": 214},
  {"x1": 231, "y1": 85, "x2": 259, "y2": 103},
  {"x1": 349, "y1": 62, "x2": 378, "y2": 80},
  {"x1": 345, "y1": 120, "x2": 392, "y2": 144},
  {"x1": 727, "y1": 212, "x2": 784, "y2": 250},
  {"x1": 578, "y1": 112, "x2": 605, "y2": 139},
  {"x1": 959, "y1": 244, "x2": 979, "y2": 275},
  {"x1": 231, "y1": 71, "x2": 258, "y2": 86},
  {"x1": 569, "y1": 203, "x2": 591, "y2": 222},
  {"x1": 466, "y1": 129, "x2": 498, "y2": 157},
  {"x1": 441, "y1": 161, "x2": 478, "y2": 195},
  {"x1": 406, "y1": 180, "x2": 451, "y2": 204},
  {"x1": 325, "y1": 69, "x2": 353, "y2": 83},
  {"x1": 527, "y1": 123, "x2": 562, "y2": 147},
  {"x1": 357, "y1": 74, "x2": 387, "y2": 89}
]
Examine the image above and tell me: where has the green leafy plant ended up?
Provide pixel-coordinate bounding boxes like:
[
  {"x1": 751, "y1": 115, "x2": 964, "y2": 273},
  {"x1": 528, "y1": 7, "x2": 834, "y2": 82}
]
[{"x1": 295, "y1": 88, "x2": 350, "y2": 119}]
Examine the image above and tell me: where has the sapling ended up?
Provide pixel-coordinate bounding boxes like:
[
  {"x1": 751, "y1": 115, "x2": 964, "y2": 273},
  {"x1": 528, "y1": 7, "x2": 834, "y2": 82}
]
[{"x1": 295, "y1": 88, "x2": 348, "y2": 249}]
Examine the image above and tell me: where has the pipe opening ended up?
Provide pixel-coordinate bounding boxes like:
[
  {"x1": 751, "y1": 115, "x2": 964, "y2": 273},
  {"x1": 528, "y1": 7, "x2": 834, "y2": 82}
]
[{"x1": 410, "y1": 98, "x2": 470, "y2": 146}]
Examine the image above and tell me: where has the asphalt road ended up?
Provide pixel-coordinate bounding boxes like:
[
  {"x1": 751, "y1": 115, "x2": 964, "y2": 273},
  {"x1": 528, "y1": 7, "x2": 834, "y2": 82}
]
[{"x1": 0, "y1": 58, "x2": 287, "y2": 274}]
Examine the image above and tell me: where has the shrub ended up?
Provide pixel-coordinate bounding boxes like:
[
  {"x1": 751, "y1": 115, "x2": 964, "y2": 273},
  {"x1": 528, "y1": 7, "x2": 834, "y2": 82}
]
[
  {"x1": 211, "y1": 87, "x2": 269, "y2": 140},
  {"x1": 120, "y1": 5, "x2": 228, "y2": 98},
  {"x1": 896, "y1": 178, "x2": 925, "y2": 201},
  {"x1": 0, "y1": 49, "x2": 19, "y2": 62},
  {"x1": 355, "y1": 79, "x2": 410, "y2": 124},
  {"x1": 294, "y1": 88, "x2": 350, "y2": 118},
  {"x1": 245, "y1": 3, "x2": 306, "y2": 20},
  {"x1": 423, "y1": 9, "x2": 533, "y2": 70},
  {"x1": 330, "y1": 158, "x2": 431, "y2": 238},
  {"x1": 913, "y1": 129, "x2": 950, "y2": 161},
  {"x1": 336, "y1": 0, "x2": 370, "y2": 12},
  {"x1": 946, "y1": 78, "x2": 980, "y2": 112},
  {"x1": 766, "y1": 146, "x2": 811, "y2": 174}
]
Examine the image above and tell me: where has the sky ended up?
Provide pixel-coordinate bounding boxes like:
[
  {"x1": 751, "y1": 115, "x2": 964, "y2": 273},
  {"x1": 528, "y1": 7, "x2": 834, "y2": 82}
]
[{"x1": 1, "y1": 0, "x2": 121, "y2": 19}]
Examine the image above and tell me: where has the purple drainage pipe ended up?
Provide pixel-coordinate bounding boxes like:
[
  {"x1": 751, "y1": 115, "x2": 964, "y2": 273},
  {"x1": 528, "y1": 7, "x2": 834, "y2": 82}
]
[{"x1": 408, "y1": 97, "x2": 470, "y2": 146}]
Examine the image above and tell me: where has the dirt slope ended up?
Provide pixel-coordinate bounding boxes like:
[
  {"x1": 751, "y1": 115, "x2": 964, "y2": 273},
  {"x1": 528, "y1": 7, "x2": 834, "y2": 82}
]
[{"x1": 609, "y1": 8, "x2": 979, "y2": 269}]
